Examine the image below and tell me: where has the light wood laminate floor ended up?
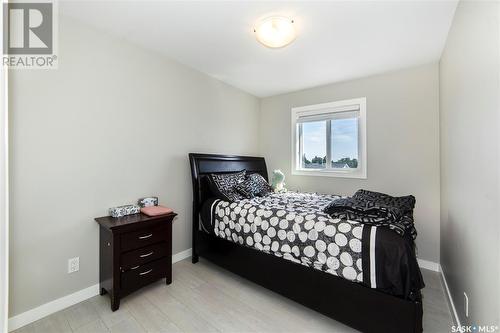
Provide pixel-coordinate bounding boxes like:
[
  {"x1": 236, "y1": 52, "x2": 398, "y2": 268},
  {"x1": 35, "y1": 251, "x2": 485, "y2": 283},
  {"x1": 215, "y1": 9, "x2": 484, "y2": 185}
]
[{"x1": 13, "y1": 258, "x2": 454, "y2": 333}]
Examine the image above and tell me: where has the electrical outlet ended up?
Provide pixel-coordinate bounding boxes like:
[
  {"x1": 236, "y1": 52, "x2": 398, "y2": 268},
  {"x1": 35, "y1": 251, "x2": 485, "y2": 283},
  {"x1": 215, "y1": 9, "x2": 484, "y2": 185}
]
[
  {"x1": 68, "y1": 257, "x2": 79, "y2": 274},
  {"x1": 464, "y1": 292, "x2": 469, "y2": 317}
]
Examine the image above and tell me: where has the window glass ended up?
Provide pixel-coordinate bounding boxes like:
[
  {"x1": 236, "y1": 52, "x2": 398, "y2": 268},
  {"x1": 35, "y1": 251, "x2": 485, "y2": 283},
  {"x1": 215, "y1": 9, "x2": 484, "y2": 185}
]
[
  {"x1": 301, "y1": 121, "x2": 326, "y2": 169},
  {"x1": 331, "y1": 117, "x2": 359, "y2": 169}
]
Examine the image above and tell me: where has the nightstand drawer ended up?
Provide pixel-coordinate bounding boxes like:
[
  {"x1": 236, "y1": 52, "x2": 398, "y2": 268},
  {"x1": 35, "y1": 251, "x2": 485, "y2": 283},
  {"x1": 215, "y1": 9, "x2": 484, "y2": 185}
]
[
  {"x1": 121, "y1": 258, "x2": 168, "y2": 293},
  {"x1": 121, "y1": 224, "x2": 169, "y2": 252},
  {"x1": 121, "y1": 242, "x2": 167, "y2": 271}
]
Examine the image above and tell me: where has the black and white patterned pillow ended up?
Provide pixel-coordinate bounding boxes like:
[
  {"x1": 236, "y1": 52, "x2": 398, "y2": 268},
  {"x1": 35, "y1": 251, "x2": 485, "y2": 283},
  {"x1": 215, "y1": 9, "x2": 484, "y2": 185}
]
[
  {"x1": 209, "y1": 170, "x2": 246, "y2": 201},
  {"x1": 235, "y1": 173, "x2": 272, "y2": 198},
  {"x1": 234, "y1": 178, "x2": 258, "y2": 198}
]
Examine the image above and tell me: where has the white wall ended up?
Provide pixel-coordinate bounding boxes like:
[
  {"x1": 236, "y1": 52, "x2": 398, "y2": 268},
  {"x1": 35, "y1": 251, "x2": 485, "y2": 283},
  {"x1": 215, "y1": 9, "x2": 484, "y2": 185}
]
[
  {"x1": 259, "y1": 64, "x2": 440, "y2": 263},
  {"x1": 1, "y1": 2, "x2": 10, "y2": 331},
  {"x1": 8, "y1": 16, "x2": 260, "y2": 317},
  {"x1": 440, "y1": 0, "x2": 500, "y2": 326}
]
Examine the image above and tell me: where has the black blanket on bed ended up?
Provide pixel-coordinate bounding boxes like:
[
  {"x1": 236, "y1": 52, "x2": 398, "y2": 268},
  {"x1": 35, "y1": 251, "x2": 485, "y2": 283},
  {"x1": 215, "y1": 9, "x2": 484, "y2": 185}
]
[{"x1": 324, "y1": 189, "x2": 418, "y2": 239}]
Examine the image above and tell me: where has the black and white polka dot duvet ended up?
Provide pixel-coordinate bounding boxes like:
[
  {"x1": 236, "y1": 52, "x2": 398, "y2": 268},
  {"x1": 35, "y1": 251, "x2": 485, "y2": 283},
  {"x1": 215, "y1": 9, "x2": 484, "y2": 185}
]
[{"x1": 201, "y1": 192, "x2": 424, "y2": 299}]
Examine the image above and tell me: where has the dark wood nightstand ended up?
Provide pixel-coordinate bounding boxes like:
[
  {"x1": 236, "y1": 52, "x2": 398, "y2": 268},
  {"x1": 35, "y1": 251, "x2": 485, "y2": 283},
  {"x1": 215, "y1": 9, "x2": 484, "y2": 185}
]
[{"x1": 95, "y1": 212, "x2": 176, "y2": 311}]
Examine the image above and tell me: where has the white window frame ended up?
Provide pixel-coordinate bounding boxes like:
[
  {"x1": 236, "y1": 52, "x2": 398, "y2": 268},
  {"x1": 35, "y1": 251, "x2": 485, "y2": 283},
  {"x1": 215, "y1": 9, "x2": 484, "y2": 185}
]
[{"x1": 291, "y1": 97, "x2": 367, "y2": 179}]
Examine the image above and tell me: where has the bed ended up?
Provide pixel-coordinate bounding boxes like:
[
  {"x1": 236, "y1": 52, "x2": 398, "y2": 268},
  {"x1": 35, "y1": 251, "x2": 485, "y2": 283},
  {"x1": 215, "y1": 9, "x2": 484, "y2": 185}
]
[{"x1": 189, "y1": 153, "x2": 423, "y2": 333}]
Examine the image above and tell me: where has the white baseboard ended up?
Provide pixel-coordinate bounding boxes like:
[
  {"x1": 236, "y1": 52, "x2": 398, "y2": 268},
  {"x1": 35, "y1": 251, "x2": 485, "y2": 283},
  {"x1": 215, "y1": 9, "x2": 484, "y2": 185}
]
[
  {"x1": 417, "y1": 258, "x2": 440, "y2": 272},
  {"x1": 8, "y1": 284, "x2": 100, "y2": 332},
  {"x1": 172, "y1": 248, "x2": 192, "y2": 263},
  {"x1": 417, "y1": 259, "x2": 461, "y2": 327},
  {"x1": 439, "y1": 265, "x2": 462, "y2": 328},
  {"x1": 8, "y1": 248, "x2": 193, "y2": 332}
]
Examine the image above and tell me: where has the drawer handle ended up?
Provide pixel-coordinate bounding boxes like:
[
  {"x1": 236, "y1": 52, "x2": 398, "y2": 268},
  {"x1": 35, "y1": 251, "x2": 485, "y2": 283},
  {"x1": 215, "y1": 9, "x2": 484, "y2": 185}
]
[
  {"x1": 138, "y1": 233, "x2": 153, "y2": 240},
  {"x1": 140, "y1": 251, "x2": 154, "y2": 258},
  {"x1": 139, "y1": 269, "x2": 153, "y2": 276},
  {"x1": 131, "y1": 265, "x2": 140, "y2": 270}
]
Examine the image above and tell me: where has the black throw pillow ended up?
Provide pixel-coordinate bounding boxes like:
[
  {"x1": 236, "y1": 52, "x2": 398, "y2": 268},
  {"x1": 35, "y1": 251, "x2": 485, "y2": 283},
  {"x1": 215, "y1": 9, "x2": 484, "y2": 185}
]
[
  {"x1": 235, "y1": 173, "x2": 273, "y2": 198},
  {"x1": 208, "y1": 170, "x2": 246, "y2": 201}
]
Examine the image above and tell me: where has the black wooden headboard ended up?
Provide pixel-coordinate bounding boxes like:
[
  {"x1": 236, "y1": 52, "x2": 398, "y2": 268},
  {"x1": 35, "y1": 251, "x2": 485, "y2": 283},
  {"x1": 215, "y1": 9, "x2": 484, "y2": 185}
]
[
  {"x1": 188, "y1": 153, "x2": 268, "y2": 255},
  {"x1": 189, "y1": 153, "x2": 268, "y2": 208}
]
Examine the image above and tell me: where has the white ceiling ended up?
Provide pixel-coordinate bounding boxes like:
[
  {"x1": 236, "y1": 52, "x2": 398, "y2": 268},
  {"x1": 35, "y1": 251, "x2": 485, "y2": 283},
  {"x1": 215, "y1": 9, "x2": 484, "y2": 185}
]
[{"x1": 61, "y1": 1, "x2": 457, "y2": 97}]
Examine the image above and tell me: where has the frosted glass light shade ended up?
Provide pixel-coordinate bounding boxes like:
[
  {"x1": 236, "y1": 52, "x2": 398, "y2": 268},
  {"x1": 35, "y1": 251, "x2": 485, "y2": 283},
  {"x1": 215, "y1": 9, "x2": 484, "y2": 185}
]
[{"x1": 254, "y1": 16, "x2": 296, "y2": 48}]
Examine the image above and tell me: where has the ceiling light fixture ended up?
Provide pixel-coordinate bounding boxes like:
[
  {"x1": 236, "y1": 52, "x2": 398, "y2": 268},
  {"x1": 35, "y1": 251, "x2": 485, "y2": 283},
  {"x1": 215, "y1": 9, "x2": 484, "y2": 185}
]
[{"x1": 254, "y1": 16, "x2": 296, "y2": 48}]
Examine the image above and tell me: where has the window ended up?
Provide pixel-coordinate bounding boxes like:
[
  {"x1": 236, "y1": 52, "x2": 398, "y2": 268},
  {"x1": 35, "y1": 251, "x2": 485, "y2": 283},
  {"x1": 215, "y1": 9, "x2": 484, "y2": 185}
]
[{"x1": 291, "y1": 98, "x2": 366, "y2": 178}]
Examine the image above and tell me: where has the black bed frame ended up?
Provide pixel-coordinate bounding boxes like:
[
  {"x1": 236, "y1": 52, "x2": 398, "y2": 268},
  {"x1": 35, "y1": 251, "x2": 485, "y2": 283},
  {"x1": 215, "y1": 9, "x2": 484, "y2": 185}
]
[{"x1": 189, "y1": 153, "x2": 423, "y2": 333}]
